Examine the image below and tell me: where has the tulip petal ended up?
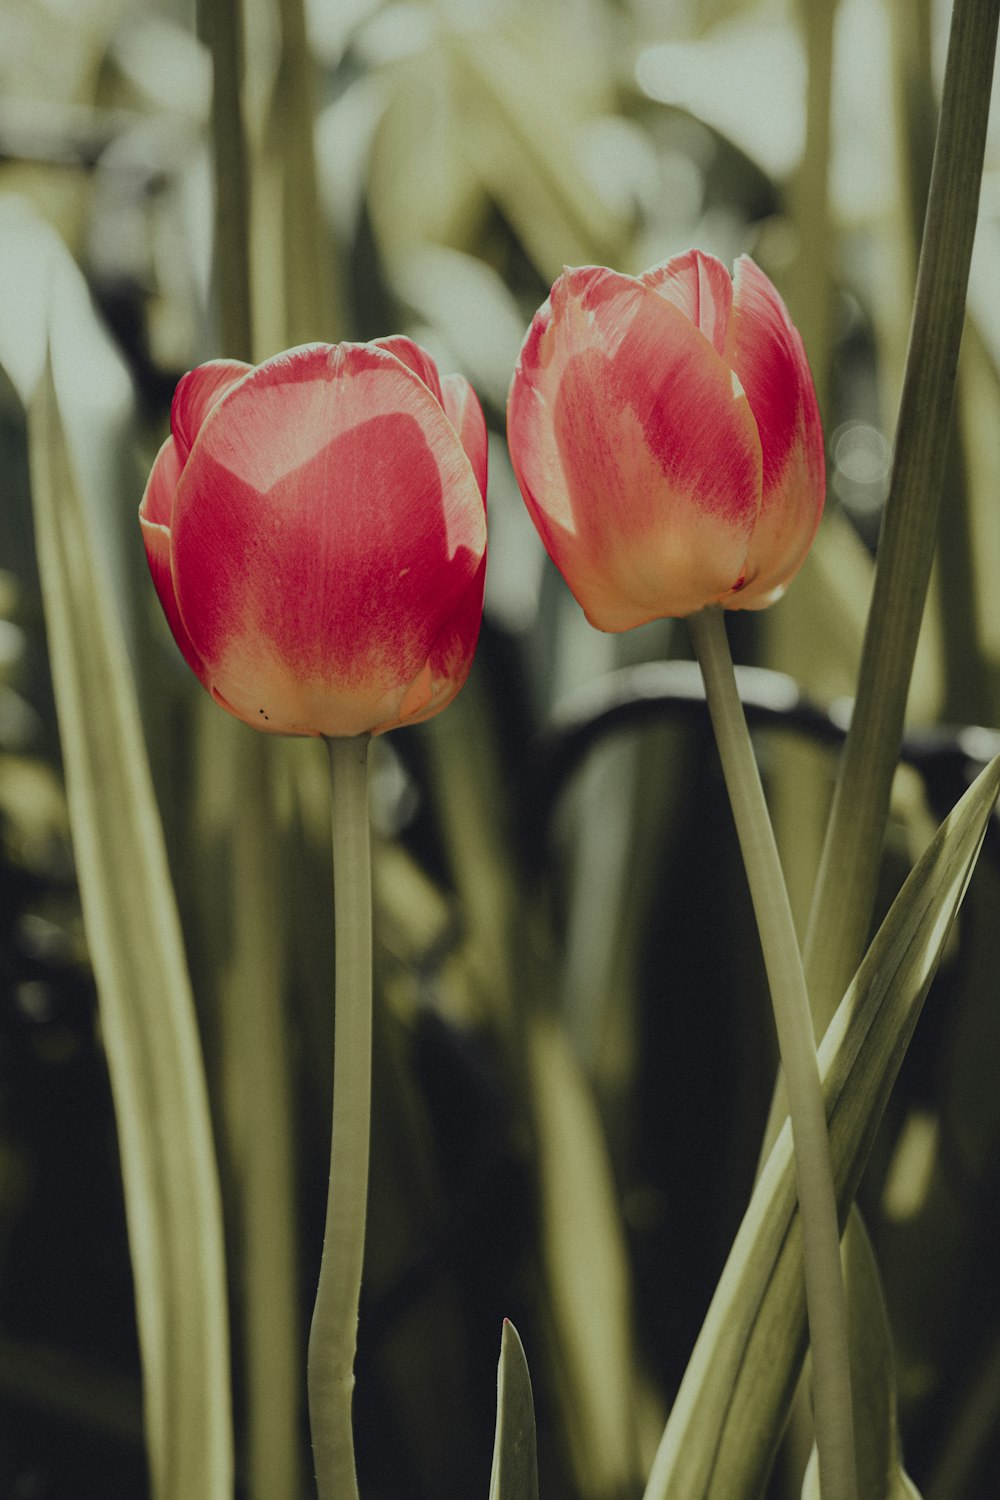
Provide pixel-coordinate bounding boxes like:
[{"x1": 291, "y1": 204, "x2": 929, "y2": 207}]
[
  {"x1": 374, "y1": 339, "x2": 488, "y2": 503},
  {"x1": 171, "y1": 342, "x2": 486, "y2": 737},
  {"x1": 373, "y1": 335, "x2": 445, "y2": 404},
  {"x1": 727, "y1": 256, "x2": 825, "y2": 606},
  {"x1": 441, "y1": 372, "x2": 488, "y2": 504},
  {"x1": 138, "y1": 436, "x2": 209, "y2": 682},
  {"x1": 508, "y1": 266, "x2": 762, "y2": 630},
  {"x1": 640, "y1": 249, "x2": 733, "y2": 358},
  {"x1": 379, "y1": 552, "x2": 487, "y2": 733},
  {"x1": 171, "y1": 359, "x2": 252, "y2": 463}
]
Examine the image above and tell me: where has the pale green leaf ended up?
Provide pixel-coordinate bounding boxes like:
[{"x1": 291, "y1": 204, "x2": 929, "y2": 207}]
[
  {"x1": 528, "y1": 1014, "x2": 645, "y2": 1498},
  {"x1": 446, "y1": 28, "x2": 629, "y2": 280},
  {"x1": 27, "y1": 360, "x2": 232, "y2": 1500},
  {"x1": 488, "y1": 1321, "x2": 539, "y2": 1500},
  {"x1": 643, "y1": 754, "x2": 1000, "y2": 1500},
  {"x1": 800, "y1": 1212, "x2": 923, "y2": 1500}
]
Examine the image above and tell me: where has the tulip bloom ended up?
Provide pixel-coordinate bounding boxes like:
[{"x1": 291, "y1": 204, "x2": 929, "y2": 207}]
[
  {"x1": 140, "y1": 338, "x2": 487, "y2": 737},
  {"x1": 507, "y1": 250, "x2": 824, "y2": 630}
]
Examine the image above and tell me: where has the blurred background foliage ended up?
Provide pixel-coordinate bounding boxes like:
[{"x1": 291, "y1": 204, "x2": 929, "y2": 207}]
[{"x1": 2, "y1": 0, "x2": 1000, "y2": 1496}]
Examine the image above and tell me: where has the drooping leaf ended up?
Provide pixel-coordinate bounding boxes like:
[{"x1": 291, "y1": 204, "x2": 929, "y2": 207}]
[
  {"x1": 488, "y1": 1320, "x2": 539, "y2": 1500},
  {"x1": 642, "y1": 753, "x2": 1000, "y2": 1500},
  {"x1": 27, "y1": 358, "x2": 233, "y2": 1500}
]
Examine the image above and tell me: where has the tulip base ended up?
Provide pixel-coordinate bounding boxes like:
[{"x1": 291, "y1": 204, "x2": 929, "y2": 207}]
[
  {"x1": 686, "y1": 606, "x2": 857, "y2": 1500},
  {"x1": 308, "y1": 734, "x2": 373, "y2": 1500}
]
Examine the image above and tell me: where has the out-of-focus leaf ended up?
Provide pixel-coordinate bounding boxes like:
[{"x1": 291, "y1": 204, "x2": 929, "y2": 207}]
[
  {"x1": 488, "y1": 1321, "x2": 539, "y2": 1500},
  {"x1": 424, "y1": 671, "x2": 644, "y2": 1497},
  {"x1": 391, "y1": 245, "x2": 526, "y2": 411},
  {"x1": 529, "y1": 1013, "x2": 644, "y2": 1499},
  {"x1": 0, "y1": 196, "x2": 140, "y2": 643},
  {"x1": 190, "y1": 707, "x2": 301, "y2": 1500},
  {"x1": 642, "y1": 754, "x2": 1000, "y2": 1500},
  {"x1": 801, "y1": 1214, "x2": 922, "y2": 1500},
  {"x1": 27, "y1": 359, "x2": 232, "y2": 1500},
  {"x1": 251, "y1": 0, "x2": 341, "y2": 353},
  {"x1": 635, "y1": 17, "x2": 805, "y2": 179},
  {"x1": 447, "y1": 27, "x2": 628, "y2": 280},
  {"x1": 367, "y1": 43, "x2": 484, "y2": 267}
]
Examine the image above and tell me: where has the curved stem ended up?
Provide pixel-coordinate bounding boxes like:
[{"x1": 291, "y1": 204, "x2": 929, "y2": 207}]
[
  {"x1": 308, "y1": 734, "x2": 372, "y2": 1500},
  {"x1": 687, "y1": 607, "x2": 856, "y2": 1500}
]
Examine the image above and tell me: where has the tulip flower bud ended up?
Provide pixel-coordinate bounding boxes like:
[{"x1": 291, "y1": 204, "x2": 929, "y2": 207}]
[
  {"x1": 506, "y1": 250, "x2": 824, "y2": 630},
  {"x1": 140, "y1": 338, "x2": 488, "y2": 737}
]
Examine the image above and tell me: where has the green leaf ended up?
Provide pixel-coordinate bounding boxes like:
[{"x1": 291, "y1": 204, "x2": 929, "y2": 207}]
[
  {"x1": 801, "y1": 1213, "x2": 923, "y2": 1500},
  {"x1": 642, "y1": 754, "x2": 1000, "y2": 1500},
  {"x1": 528, "y1": 1014, "x2": 645, "y2": 1498},
  {"x1": 488, "y1": 1321, "x2": 539, "y2": 1500},
  {"x1": 803, "y1": 0, "x2": 1000, "y2": 1034},
  {"x1": 446, "y1": 27, "x2": 629, "y2": 280},
  {"x1": 27, "y1": 359, "x2": 233, "y2": 1500}
]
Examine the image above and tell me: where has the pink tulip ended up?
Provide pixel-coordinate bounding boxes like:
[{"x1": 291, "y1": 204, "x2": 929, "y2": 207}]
[
  {"x1": 140, "y1": 338, "x2": 488, "y2": 737},
  {"x1": 506, "y1": 250, "x2": 824, "y2": 630}
]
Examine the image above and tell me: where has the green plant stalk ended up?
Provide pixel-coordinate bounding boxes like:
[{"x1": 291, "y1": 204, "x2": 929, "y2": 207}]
[
  {"x1": 272, "y1": 0, "x2": 339, "y2": 344},
  {"x1": 217, "y1": 724, "x2": 301, "y2": 1500},
  {"x1": 787, "y1": 0, "x2": 836, "y2": 417},
  {"x1": 687, "y1": 607, "x2": 856, "y2": 1500},
  {"x1": 201, "y1": 0, "x2": 254, "y2": 361},
  {"x1": 802, "y1": 0, "x2": 999, "y2": 1033},
  {"x1": 308, "y1": 734, "x2": 373, "y2": 1500}
]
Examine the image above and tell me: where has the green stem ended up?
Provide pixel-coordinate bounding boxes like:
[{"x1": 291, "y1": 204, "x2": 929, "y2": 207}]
[
  {"x1": 201, "y1": 0, "x2": 254, "y2": 363},
  {"x1": 308, "y1": 735, "x2": 373, "y2": 1500},
  {"x1": 687, "y1": 607, "x2": 856, "y2": 1500},
  {"x1": 787, "y1": 0, "x2": 836, "y2": 418}
]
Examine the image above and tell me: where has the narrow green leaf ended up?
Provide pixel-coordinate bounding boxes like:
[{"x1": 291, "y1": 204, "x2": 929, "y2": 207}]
[
  {"x1": 488, "y1": 1321, "x2": 539, "y2": 1500},
  {"x1": 28, "y1": 361, "x2": 233, "y2": 1500},
  {"x1": 643, "y1": 754, "x2": 1000, "y2": 1500},
  {"x1": 801, "y1": 1214, "x2": 923, "y2": 1500},
  {"x1": 804, "y1": 0, "x2": 1000, "y2": 1033},
  {"x1": 528, "y1": 1014, "x2": 644, "y2": 1498},
  {"x1": 192, "y1": 709, "x2": 301, "y2": 1500}
]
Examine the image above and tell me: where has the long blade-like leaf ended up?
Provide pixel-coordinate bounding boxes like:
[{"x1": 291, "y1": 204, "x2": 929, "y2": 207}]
[
  {"x1": 801, "y1": 1213, "x2": 922, "y2": 1500},
  {"x1": 643, "y1": 754, "x2": 1000, "y2": 1500},
  {"x1": 28, "y1": 360, "x2": 233, "y2": 1500},
  {"x1": 488, "y1": 1320, "x2": 540, "y2": 1500}
]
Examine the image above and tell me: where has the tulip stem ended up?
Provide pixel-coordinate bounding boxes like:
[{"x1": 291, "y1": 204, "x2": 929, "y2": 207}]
[
  {"x1": 308, "y1": 734, "x2": 373, "y2": 1500},
  {"x1": 686, "y1": 606, "x2": 856, "y2": 1500}
]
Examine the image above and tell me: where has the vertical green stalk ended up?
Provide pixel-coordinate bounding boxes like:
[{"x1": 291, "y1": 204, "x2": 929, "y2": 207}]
[
  {"x1": 201, "y1": 0, "x2": 254, "y2": 361},
  {"x1": 788, "y1": 0, "x2": 836, "y2": 417},
  {"x1": 308, "y1": 734, "x2": 373, "y2": 1500},
  {"x1": 803, "y1": 0, "x2": 999, "y2": 1032},
  {"x1": 272, "y1": 0, "x2": 339, "y2": 345},
  {"x1": 211, "y1": 721, "x2": 301, "y2": 1500},
  {"x1": 687, "y1": 607, "x2": 856, "y2": 1500}
]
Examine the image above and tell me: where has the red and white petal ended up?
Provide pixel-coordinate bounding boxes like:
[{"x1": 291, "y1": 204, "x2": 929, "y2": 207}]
[
  {"x1": 726, "y1": 257, "x2": 825, "y2": 608},
  {"x1": 640, "y1": 250, "x2": 734, "y2": 358},
  {"x1": 373, "y1": 335, "x2": 445, "y2": 405},
  {"x1": 440, "y1": 371, "x2": 488, "y2": 504},
  {"x1": 375, "y1": 552, "x2": 487, "y2": 733},
  {"x1": 138, "y1": 431, "x2": 183, "y2": 530},
  {"x1": 171, "y1": 359, "x2": 252, "y2": 463},
  {"x1": 507, "y1": 266, "x2": 763, "y2": 630},
  {"x1": 170, "y1": 341, "x2": 486, "y2": 736},
  {"x1": 138, "y1": 436, "x2": 209, "y2": 682}
]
